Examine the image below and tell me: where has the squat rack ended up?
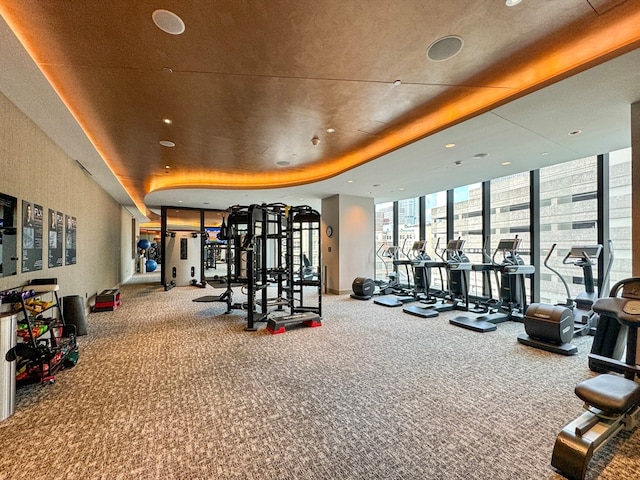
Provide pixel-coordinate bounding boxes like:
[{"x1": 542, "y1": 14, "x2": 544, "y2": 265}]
[{"x1": 219, "y1": 203, "x2": 321, "y2": 331}]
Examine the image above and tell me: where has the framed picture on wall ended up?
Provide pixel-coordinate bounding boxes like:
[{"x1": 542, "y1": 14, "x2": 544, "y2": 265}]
[
  {"x1": 22, "y1": 200, "x2": 43, "y2": 272},
  {"x1": 48, "y1": 209, "x2": 64, "y2": 267},
  {"x1": 65, "y1": 214, "x2": 77, "y2": 265}
]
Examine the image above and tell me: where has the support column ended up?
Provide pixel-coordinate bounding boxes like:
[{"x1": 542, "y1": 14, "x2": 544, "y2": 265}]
[
  {"x1": 631, "y1": 102, "x2": 640, "y2": 361},
  {"x1": 321, "y1": 195, "x2": 375, "y2": 294}
]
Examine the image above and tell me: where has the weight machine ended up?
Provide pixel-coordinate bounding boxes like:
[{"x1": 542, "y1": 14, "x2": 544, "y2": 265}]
[{"x1": 204, "y1": 203, "x2": 322, "y2": 332}]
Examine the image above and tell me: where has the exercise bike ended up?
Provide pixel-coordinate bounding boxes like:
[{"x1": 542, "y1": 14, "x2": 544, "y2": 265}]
[
  {"x1": 518, "y1": 242, "x2": 613, "y2": 355},
  {"x1": 551, "y1": 277, "x2": 640, "y2": 480}
]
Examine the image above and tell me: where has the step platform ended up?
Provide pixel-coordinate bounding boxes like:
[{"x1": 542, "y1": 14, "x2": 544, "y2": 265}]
[
  {"x1": 266, "y1": 312, "x2": 322, "y2": 334},
  {"x1": 93, "y1": 289, "x2": 122, "y2": 312}
]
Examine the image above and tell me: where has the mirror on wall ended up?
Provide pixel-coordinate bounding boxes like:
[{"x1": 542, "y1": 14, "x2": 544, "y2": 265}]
[{"x1": 0, "y1": 193, "x2": 18, "y2": 277}]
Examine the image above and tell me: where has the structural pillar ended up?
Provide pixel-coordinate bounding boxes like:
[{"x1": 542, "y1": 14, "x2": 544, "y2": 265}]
[{"x1": 321, "y1": 195, "x2": 375, "y2": 294}]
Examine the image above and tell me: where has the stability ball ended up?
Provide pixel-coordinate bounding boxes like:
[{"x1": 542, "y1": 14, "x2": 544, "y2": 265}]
[
  {"x1": 145, "y1": 259, "x2": 158, "y2": 272},
  {"x1": 137, "y1": 238, "x2": 151, "y2": 250}
]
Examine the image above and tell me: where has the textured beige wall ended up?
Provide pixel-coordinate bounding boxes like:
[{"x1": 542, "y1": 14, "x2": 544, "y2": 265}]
[{"x1": 0, "y1": 90, "x2": 132, "y2": 304}]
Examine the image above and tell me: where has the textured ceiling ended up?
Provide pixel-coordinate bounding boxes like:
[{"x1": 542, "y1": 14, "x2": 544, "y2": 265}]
[{"x1": 1, "y1": 0, "x2": 640, "y2": 220}]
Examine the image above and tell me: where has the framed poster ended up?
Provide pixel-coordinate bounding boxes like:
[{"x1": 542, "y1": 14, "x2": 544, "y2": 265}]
[
  {"x1": 22, "y1": 200, "x2": 43, "y2": 272},
  {"x1": 65, "y1": 215, "x2": 77, "y2": 265},
  {"x1": 48, "y1": 209, "x2": 64, "y2": 267}
]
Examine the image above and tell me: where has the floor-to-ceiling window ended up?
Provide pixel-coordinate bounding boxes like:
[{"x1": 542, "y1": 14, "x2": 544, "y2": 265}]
[
  {"x1": 425, "y1": 191, "x2": 447, "y2": 291},
  {"x1": 374, "y1": 148, "x2": 631, "y2": 301},
  {"x1": 539, "y1": 156, "x2": 599, "y2": 304},
  {"x1": 608, "y1": 147, "x2": 632, "y2": 287},
  {"x1": 490, "y1": 172, "x2": 532, "y2": 301},
  {"x1": 396, "y1": 198, "x2": 421, "y2": 287},
  {"x1": 452, "y1": 183, "x2": 483, "y2": 264},
  {"x1": 375, "y1": 202, "x2": 395, "y2": 281}
]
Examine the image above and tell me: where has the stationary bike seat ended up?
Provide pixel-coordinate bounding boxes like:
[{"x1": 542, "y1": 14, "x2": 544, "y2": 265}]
[{"x1": 575, "y1": 374, "x2": 640, "y2": 414}]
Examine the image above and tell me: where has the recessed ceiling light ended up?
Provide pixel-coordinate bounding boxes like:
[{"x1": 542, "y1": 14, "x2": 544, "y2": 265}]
[
  {"x1": 399, "y1": 187, "x2": 405, "y2": 191},
  {"x1": 165, "y1": 165, "x2": 171, "y2": 169},
  {"x1": 203, "y1": 202, "x2": 210, "y2": 205},
  {"x1": 162, "y1": 118, "x2": 172, "y2": 125},
  {"x1": 445, "y1": 143, "x2": 456, "y2": 148},
  {"x1": 373, "y1": 184, "x2": 381, "y2": 187},
  {"x1": 393, "y1": 79, "x2": 402, "y2": 86},
  {"x1": 568, "y1": 130, "x2": 582, "y2": 136},
  {"x1": 159, "y1": 140, "x2": 175, "y2": 147},
  {"x1": 276, "y1": 160, "x2": 290, "y2": 166},
  {"x1": 473, "y1": 153, "x2": 489, "y2": 159},
  {"x1": 326, "y1": 128, "x2": 336, "y2": 133},
  {"x1": 502, "y1": 161, "x2": 512, "y2": 166},
  {"x1": 152, "y1": 9, "x2": 185, "y2": 35},
  {"x1": 348, "y1": 180, "x2": 353, "y2": 183},
  {"x1": 506, "y1": 0, "x2": 522, "y2": 6},
  {"x1": 541, "y1": 152, "x2": 549, "y2": 156},
  {"x1": 454, "y1": 160, "x2": 463, "y2": 166},
  {"x1": 178, "y1": 200, "x2": 183, "y2": 203},
  {"x1": 162, "y1": 67, "x2": 173, "y2": 73}
]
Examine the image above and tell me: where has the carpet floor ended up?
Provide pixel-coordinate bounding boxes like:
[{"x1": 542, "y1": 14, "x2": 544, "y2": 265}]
[{"x1": 0, "y1": 276, "x2": 638, "y2": 479}]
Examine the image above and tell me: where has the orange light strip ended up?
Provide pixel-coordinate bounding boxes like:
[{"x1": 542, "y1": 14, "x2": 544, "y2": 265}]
[
  {"x1": 3, "y1": 3, "x2": 640, "y2": 205},
  {"x1": 148, "y1": 4, "x2": 640, "y2": 194},
  {"x1": 0, "y1": 5, "x2": 151, "y2": 219}
]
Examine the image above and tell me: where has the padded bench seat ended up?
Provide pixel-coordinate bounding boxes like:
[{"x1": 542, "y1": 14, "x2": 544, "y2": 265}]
[{"x1": 575, "y1": 374, "x2": 640, "y2": 414}]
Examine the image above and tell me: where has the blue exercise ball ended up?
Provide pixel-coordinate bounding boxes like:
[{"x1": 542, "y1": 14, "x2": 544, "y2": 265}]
[
  {"x1": 137, "y1": 239, "x2": 151, "y2": 250},
  {"x1": 145, "y1": 259, "x2": 158, "y2": 272}
]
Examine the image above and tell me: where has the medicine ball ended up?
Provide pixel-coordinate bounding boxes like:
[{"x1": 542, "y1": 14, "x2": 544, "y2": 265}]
[{"x1": 352, "y1": 277, "x2": 375, "y2": 297}]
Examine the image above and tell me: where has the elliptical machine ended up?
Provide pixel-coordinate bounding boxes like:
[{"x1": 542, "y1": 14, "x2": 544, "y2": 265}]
[
  {"x1": 518, "y1": 242, "x2": 613, "y2": 355},
  {"x1": 450, "y1": 237, "x2": 534, "y2": 333}
]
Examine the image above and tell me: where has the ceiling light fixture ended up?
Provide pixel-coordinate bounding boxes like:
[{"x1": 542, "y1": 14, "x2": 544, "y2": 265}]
[
  {"x1": 165, "y1": 165, "x2": 170, "y2": 169},
  {"x1": 276, "y1": 160, "x2": 290, "y2": 166},
  {"x1": 454, "y1": 160, "x2": 463, "y2": 166},
  {"x1": 311, "y1": 136, "x2": 321, "y2": 146},
  {"x1": 348, "y1": 180, "x2": 353, "y2": 183},
  {"x1": 542, "y1": 152, "x2": 549, "y2": 156},
  {"x1": 326, "y1": 128, "x2": 335, "y2": 133},
  {"x1": 506, "y1": 0, "x2": 523, "y2": 6},
  {"x1": 445, "y1": 143, "x2": 456, "y2": 148},
  {"x1": 152, "y1": 9, "x2": 186, "y2": 35},
  {"x1": 473, "y1": 153, "x2": 489, "y2": 159},
  {"x1": 568, "y1": 130, "x2": 582, "y2": 136},
  {"x1": 502, "y1": 161, "x2": 512, "y2": 166},
  {"x1": 162, "y1": 67, "x2": 173, "y2": 73},
  {"x1": 393, "y1": 79, "x2": 402, "y2": 86},
  {"x1": 162, "y1": 118, "x2": 172, "y2": 125},
  {"x1": 159, "y1": 140, "x2": 175, "y2": 147}
]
